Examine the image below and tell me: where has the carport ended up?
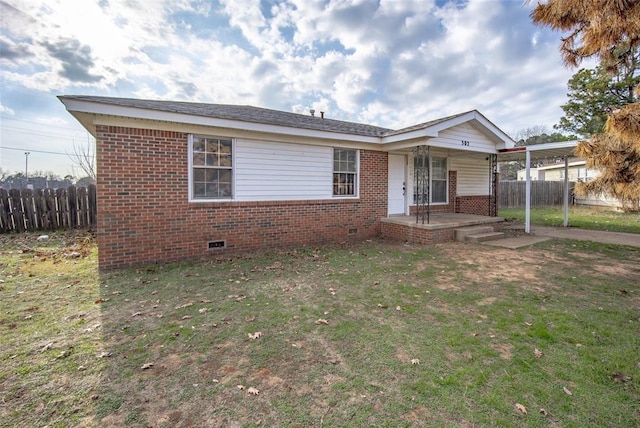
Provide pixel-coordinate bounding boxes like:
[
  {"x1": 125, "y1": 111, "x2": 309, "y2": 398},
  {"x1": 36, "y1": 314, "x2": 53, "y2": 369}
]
[{"x1": 498, "y1": 141, "x2": 579, "y2": 233}]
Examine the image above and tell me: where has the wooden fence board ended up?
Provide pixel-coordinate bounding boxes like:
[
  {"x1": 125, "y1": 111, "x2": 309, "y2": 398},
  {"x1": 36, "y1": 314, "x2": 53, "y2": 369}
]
[
  {"x1": 0, "y1": 186, "x2": 96, "y2": 233},
  {"x1": 0, "y1": 189, "x2": 11, "y2": 233},
  {"x1": 68, "y1": 185, "x2": 78, "y2": 228},
  {"x1": 499, "y1": 181, "x2": 575, "y2": 208},
  {"x1": 9, "y1": 189, "x2": 25, "y2": 233}
]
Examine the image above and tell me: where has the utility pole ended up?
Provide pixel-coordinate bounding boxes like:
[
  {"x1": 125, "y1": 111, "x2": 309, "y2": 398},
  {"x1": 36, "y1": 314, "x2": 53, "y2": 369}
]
[{"x1": 25, "y1": 152, "x2": 30, "y2": 182}]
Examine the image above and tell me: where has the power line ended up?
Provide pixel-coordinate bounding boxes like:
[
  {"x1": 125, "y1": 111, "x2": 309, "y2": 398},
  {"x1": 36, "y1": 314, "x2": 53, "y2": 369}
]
[
  {"x1": 1, "y1": 125, "x2": 90, "y2": 140},
  {"x1": 0, "y1": 146, "x2": 74, "y2": 156},
  {"x1": 0, "y1": 115, "x2": 88, "y2": 132}
]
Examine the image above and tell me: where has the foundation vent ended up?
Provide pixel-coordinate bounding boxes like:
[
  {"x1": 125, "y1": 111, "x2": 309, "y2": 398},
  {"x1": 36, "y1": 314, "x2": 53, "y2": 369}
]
[{"x1": 208, "y1": 240, "x2": 226, "y2": 249}]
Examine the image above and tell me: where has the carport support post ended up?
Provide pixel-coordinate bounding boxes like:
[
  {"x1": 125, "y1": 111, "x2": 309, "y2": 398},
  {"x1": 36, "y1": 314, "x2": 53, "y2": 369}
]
[
  {"x1": 525, "y1": 150, "x2": 531, "y2": 234},
  {"x1": 563, "y1": 156, "x2": 569, "y2": 227}
]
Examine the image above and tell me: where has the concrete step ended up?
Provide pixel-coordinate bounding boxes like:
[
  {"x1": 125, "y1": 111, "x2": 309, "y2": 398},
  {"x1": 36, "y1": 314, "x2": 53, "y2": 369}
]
[
  {"x1": 454, "y1": 226, "x2": 495, "y2": 241},
  {"x1": 466, "y1": 231, "x2": 505, "y2": 243}
]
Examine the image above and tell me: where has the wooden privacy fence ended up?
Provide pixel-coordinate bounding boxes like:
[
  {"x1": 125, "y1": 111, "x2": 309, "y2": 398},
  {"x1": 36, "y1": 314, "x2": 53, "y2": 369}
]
[
  {"x1": 499, "y1": 181, "x2": 575, "y2": 208},
  {"x1": 0, "y1": 185, "x2": 96, "y2": 233}
]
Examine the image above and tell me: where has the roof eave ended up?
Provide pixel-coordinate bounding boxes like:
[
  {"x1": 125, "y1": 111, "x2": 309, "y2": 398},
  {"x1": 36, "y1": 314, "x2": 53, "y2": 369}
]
[{"x1": 58, "y1": 96, "x2": 382, "y2": 145}]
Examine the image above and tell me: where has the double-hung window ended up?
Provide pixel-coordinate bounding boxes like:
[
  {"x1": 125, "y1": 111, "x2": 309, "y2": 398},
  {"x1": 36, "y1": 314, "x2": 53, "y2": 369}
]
[
  {"x1": 431, "y1": 157, "x2": 447, "y2": 203},
  {"x1": 190, "y1": 135, "x2": 233, "y2": 200},
  {"x1": 413, "y1": 156, "x2": 448, "y2": 204},
  {"x1": 333, "y1": 149, "x2": 358, "y2": 196}
]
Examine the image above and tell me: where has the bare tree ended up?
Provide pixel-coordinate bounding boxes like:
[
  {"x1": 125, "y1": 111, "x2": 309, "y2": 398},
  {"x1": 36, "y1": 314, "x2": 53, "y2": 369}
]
[{"x1": 68, "y1": 138, "x2": 96, "y2": 183}]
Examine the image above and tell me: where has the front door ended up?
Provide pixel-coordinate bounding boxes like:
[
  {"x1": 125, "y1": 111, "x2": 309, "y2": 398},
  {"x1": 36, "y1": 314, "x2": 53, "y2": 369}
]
[{"x1": 388, "y1": 154, "x2": 407, "y2": 215}]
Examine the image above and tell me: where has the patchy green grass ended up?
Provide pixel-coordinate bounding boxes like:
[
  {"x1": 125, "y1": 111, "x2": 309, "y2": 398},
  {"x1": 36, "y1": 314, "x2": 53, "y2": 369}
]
[
  {"x1": 1, "y1": 233, "x2": 640, "y2": 427},
  {"x1": 499, "y1": 206, "x2": 640, "y2": 234}
]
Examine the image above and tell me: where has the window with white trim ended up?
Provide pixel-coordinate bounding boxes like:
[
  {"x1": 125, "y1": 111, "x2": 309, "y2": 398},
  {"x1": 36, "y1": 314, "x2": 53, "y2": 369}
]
[
  {"x1": 190, "y1": 135, "x2": 233, "y2": 200},
  {"x1": 333, "y1": 149, "x2": 358, "y2": 196},
  {"x1": 413, "y1": 156, "x2": 448, "y2": 204}
]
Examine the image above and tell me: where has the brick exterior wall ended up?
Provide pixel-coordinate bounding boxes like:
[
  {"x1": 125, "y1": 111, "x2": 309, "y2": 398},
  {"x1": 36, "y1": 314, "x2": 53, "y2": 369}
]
[
  {"x1": 96, "y1": 125, "x2": 388, "y2": 269},
  {"x1": 455, "y1": 195, "x2": 493, "y2": 216},
  {"x1": 380, "y1": 222, "x2": 455, "y2": 245}
]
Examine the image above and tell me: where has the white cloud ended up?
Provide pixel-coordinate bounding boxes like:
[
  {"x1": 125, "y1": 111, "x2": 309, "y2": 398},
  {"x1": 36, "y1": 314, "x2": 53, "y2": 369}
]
[{"x1": 0, "y1": 0, "x2": 584, "y2": 175}]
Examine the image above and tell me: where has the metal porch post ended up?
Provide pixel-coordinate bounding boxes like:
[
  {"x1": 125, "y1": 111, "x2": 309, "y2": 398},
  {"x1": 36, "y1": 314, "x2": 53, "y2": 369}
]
[{"x1": 525, "y1": 150, "x2": 531, "y2": 234}]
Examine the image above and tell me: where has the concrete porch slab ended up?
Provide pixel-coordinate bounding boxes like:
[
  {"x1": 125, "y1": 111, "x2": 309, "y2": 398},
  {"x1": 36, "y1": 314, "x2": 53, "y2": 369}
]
[
  {"x1": 382, "y1": 214, "x2": 504, "y2": 231},
  {"x1": 484, "y1": 236, "x2": 551, "y2": 249}
]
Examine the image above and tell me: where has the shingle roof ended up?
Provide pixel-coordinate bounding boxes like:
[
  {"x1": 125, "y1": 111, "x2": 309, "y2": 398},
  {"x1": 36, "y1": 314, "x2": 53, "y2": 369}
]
[
  {"x1": 384, "y1": 111, "x2": 473, "y2": 136},
  {"x1": 61, "y1": 95, "x2": 393, "y2": 137}
]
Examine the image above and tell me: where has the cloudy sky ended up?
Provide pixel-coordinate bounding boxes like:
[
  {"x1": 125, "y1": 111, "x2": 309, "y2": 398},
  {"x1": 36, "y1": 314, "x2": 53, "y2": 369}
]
[{"x1": 1, "y1": 0, "x2": 585, "y2": 177}]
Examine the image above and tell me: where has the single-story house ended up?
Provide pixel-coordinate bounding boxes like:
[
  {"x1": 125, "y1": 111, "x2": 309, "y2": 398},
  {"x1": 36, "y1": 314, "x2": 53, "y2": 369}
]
[{"x1": 59, "y1": 96, "x2": 515, "y2": 269}]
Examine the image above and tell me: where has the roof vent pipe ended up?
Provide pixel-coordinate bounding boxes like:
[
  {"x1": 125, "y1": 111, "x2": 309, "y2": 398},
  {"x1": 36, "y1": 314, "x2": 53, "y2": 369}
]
[
  {"x1": 310, "y1": 109, "x2": 315, "y2": 117},
  {"x1": 320, "y1": 111, "x2": 324, "y2": 119}
]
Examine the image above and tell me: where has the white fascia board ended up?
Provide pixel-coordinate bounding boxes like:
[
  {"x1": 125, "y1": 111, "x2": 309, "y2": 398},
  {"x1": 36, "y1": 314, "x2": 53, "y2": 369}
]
[
  {"x1": 527, "y1": 140, "x2": 579, "y2": 153},
  {"x1": 467, "y1": 112, "x2": 515, "y2": 149},
  {"x1": 381, "y1": 110, "x2": 515, "y2": 150},
  {"x1": 383, "y1": 139, "x2": 499, "y2": 154},
  {"x1": 59, "y1": 97, "x2": 382, "y2": 145}
]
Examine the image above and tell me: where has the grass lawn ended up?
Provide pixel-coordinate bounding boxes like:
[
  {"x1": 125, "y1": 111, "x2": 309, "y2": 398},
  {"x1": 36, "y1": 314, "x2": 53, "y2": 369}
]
[
  {"x1": 499, "y1": 205, "x2": 640, "y2": 234},
  {"x1": 1, "y1": 232, "x2": 640, "y2": 427}
]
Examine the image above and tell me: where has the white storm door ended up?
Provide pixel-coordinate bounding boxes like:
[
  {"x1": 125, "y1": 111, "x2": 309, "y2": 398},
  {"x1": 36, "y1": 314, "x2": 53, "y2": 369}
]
[{"x1": 388, "y1": 154, "x2": 407, "y2": 215}]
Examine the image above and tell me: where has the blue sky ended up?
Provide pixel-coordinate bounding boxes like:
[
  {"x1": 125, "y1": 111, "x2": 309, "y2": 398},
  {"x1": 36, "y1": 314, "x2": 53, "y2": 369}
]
[{"x1": 1, "y1": 0, "x2": 585, "y2": 177}]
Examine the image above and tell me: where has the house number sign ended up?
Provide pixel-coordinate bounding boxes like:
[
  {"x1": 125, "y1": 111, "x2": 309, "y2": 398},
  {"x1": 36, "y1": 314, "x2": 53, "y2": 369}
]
[{"x1": 461, "y1": 140, "x2": 470, "y2": 146}]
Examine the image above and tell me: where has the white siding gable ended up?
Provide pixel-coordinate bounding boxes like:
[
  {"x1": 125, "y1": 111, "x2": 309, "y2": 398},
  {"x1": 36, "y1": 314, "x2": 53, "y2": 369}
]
[
  {"x1": 451, "y1": 156, "x2": 490, "y2": 196},
  {"x1": 429, "y1": 123, "x2": 498, "y2": 153},
  {"x1": 234, "y1": 139, "x2": 334, "y2": 201}
]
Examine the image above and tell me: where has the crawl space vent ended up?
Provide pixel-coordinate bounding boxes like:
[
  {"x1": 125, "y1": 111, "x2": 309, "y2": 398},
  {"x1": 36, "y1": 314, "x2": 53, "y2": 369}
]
[{"x1": 208, "y1": 240, "x2": 226, "y2": 249}]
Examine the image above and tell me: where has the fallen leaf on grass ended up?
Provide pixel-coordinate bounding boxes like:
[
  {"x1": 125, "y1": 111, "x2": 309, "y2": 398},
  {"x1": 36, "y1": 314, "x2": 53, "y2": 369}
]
[
  {"x1": 377, "y1": 303, "x2": 388, "y2": 309},
  {"x1": 315, "y1": 319, "x2": 329, "y2": 325},
  {"x1": 55, "y1": 349, "x2": 71, "y2": 359},
  {"x1": 540, "y1": 408, "x2": 548, "y2": 417},
  {"x1": 411, "y1": 359, "x2": 420, "y2": 365},
  {"x1": 612, "y1": 372, "x2": 631, "y2": 383},
  {"x1": 131, "y1": 312, "x2": 143, "y2": 317},
  {"x1": 97, "y1": 352, "x2": 112, "y2": 358},
  {"x1": 181, "y1": 315, "x2": 193, "y2": 320},
  {"x1": 534, "y1": 348, "x2": 544, "y2": 358},
  {"x1": 563, "y1": 386, "x2": 573, "y2": 396},
  {"x1": 175, "y1": 302, "x2": 193, "y2": 309},
  {"x1": 237, "y1": 385, "x2": 245, "y2": 390},
  {"x1": 198, "y1": 307, "x2": 209, "y2": 314},
  {"x1": 40, "y1": 342, "x2": 53, "y2": 352},
  {"x1": 515, "y1": 403, "x2": 527, "y2": 415},
  {"x1": 200, "y1": 299, "x2": 212, "y2": 303},
  {"x1": 248, "y1": 331, "x2": 263, "y2": 340},
  {"x1": 395, "y1": 306, "x2": 402, "y2": 311},
  {"x1": 141, "y1": 363, "x2": 154, "y2": 370},
  {"x1": 247, "y1": 387, "x2": 260, "y2": 395},
  {"x1": 245, "y1": 316, "x2": 255, "y2": 322}
]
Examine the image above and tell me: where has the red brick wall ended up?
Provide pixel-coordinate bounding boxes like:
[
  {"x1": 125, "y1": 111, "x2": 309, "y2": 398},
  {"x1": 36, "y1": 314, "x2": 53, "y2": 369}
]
[
  {"x1": 455, "y1": 196, "x2": 493, "y2": 216},
  {"x1": 380, "y1": 222, "x2": 454, "y2": 244},
  {"x1": 95, "y1": 125, "x2": 388, "y2": 269}
]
